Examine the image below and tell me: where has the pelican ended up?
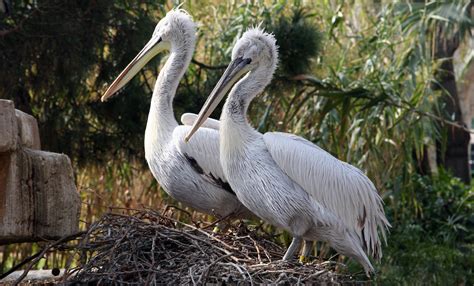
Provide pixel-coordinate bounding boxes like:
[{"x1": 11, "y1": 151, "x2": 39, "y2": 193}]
[
  {"x1": 185, "y1": 28, "x2": 390, "y2": 275},
  {"x1": 101, "y1": 10, "x2": 251, "y2": 222}
]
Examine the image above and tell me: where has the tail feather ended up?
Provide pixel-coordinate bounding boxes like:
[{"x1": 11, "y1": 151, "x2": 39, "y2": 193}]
[
  {"x1": 315, "y1": 221, "x2": 375, "y2": 275},
  {"x1": 356, "y1": 180, "x2": 391, "y2": 261}
]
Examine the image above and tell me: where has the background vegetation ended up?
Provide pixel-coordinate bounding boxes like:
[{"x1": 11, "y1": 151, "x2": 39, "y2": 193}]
[{"x1": 1, "y1": 0, "x2": 473, "y2": 284}]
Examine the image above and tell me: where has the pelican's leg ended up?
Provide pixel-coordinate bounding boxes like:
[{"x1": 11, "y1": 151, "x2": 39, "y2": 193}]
[
  {"x1": 212, "y1": 221, "x2": 231, "y2": 234},
  {"x1": 212, "y1": 221, "x2": 227, "y2": 234},
  {"x1": 282, "y1": 237, "x2": 303, "y2": 261},
  {"x1": 299, "y1": 240, "x2": 314, "y2": 263},
  {"x1": 212, "y1": 222, "x2": 222, "y2": 234}
]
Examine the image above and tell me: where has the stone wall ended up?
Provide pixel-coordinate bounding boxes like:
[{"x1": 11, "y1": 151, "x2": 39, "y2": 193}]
[{"x1": 0, "y1": 100, "x2": 80, "y2": 244}]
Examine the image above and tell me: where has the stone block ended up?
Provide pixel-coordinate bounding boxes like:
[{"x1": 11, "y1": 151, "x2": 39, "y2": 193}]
[
  {"x1": 15, "y1": 110, "x2": 41, "y2": 150},
  {"x1": 0, "y1": 149, "x2": 80, "y2": 243},
  {"x1": 0, "y1": 100, "x2": 80, "y2": 244},
  {"x1": 0, "y1": 151, "x2": 34, "y2": 241},
  {"x1": 26, "y1": 149, "x2": 80, "y2": 238},
  {"x1": 0, "y1": 100, "x2": 18, "y2": 152}
]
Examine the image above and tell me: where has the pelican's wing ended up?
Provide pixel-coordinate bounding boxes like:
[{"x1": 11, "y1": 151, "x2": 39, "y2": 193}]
[
  {"x1": 173, "y1": 125, "x2": 229, "y2": 191},
  {"x1": 263, "y1": 132, "x2": 390, "y2": 260},
  {"x1": 180, "y1": 113, "x2": 220, "y2": 130}
]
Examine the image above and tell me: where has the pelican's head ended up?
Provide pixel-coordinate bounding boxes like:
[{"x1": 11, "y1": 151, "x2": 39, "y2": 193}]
[
  {"x1": 152, "y1": 9, "x2": 196, "y2": 52},
  {"x1": 185, "y1": 28, "x2": 278, "y2": 142},
  {"x1": 230, "y1": 28, "x2": 278, "y2": 78},
  {"x1": 101, "y1": 9, "x2": 196, "y2": 102}
]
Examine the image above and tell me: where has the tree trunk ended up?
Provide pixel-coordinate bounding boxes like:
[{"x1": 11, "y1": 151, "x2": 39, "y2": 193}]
[{"x1": 433, "y1": 26, "x2": 471, "y2": 184}]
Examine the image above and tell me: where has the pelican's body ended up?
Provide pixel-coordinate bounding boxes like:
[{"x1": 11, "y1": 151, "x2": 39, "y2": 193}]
[
  {"x1": 147, "y1": 116, "x2": 245, "y2": 218},
  {"x1": 186, "y1": 28, "x2": 390, "y2": 274},
  {"x1": 102, "y1": 10, "x2": 250, "y2": 219}
]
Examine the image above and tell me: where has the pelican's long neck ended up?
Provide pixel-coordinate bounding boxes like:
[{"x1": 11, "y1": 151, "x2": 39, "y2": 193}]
[
  {"x1": 145, "y1": 40, "x2": 193, "y2": 154},
  {"x1": 221, "y1": 70, "x2": 270, "y2": 148}
]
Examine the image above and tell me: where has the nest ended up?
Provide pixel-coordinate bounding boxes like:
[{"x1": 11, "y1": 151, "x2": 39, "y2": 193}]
[
  {"x1": 4, "y1": 209, "x2": 366, "y2": 285},
  {"x1": 62, "y1": 209, "x2": 360, "y2": 285}
]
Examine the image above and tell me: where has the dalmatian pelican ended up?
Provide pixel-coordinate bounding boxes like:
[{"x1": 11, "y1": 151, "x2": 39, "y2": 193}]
[
  {"x1": 101, "y1": 10, "x2": 252, "y2": 223},
  {"x1": 185, "y1": 28, "x2": 390, "y2": 275}
]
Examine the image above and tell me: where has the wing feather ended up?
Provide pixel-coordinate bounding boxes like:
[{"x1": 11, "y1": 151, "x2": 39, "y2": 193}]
[
  {"x1": 180, "y1": 113, "x2": 220, "y2": 130},
  {"x1": 263, "y1": 132, "x2": 390, "y2": 260},
  {"x1": 173, "y1": 125, "x2": 228, "y2": 190}
]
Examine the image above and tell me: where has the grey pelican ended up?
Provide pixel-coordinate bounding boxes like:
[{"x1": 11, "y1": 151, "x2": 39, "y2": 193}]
[
  {"x1": 185, "y1": 28, "x2": 390, "y2": 275},
  {"x1": 101, "y1": 10, "x2": 251, "y2": 222}
]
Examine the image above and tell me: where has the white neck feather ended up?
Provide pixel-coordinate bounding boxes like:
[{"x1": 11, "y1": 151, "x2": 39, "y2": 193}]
[
  {"x1": 221, "y1": 70, "x2": 271, "y2": 149},
  {"x1": 145, "y1": 42, "x2": 193, "y2": 154}
]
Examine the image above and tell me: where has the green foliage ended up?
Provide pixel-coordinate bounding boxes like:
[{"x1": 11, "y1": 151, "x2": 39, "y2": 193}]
[
  {"x1": 395, "y1": 0, "x2": 473, "y2": 40},
  {"x1": 410, "y1": 170, "x2": 472, "y2": 243},
  {"x1": 379, "y1": 170, "x2": 474, "y2": 284},
  {"x1": 273, "y1": 7, "x2": 322, "y2": 76},
  {"x1": 380, "y1": 236, "x2": 473, "y2": 285}
]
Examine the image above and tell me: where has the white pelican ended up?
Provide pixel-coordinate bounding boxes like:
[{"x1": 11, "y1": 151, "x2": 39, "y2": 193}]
[
  {"x1": 101, "y1": 10, "x2": 252, "y2": 221},
  {"x1": 185, "y1": 28, "x2": 390, "y2": 275}
]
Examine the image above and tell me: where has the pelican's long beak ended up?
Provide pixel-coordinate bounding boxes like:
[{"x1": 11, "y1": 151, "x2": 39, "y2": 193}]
[
  {"x1": 184, "y1": 57, "x2": 252, "y2": 142},
  {"x1": 101, "y1": 37, "x2": 167, "y2": 102}
]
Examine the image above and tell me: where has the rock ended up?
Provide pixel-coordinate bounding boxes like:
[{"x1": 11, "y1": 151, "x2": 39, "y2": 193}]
[
  {"x1": 0, "y1": 151, "x2": 33, "y2": 241},
  {"x1": 26, "y1": 149, "x2": 80, "y2": 238},
  {"x1": 0, "y1": 100, "x2": 18, "y2": 152},
  {"x1": 0, "y1": 100, "x2": 80, "y2": 244},
  {"x1": 0, "y1": 149, "x2": 80, "y2": 243},
  {"x1": 0, "y1": 269, "x2": 65, "y2": 283},
  {"x1": 15, "y1": 110, "x2": 41, "y2": 150}
]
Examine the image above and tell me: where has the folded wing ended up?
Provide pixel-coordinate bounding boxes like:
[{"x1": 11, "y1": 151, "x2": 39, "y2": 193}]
[
  {"x1": 173, "y1": 125, "x2": 231, "y2": 194},
  {"x1": 263, "y1": 132, "x2": 390, "y2": 260}
]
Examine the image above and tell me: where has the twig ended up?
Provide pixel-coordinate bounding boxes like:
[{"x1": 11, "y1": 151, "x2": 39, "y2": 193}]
[
  {"x1": 192, "y1": 59, "x2": 227, "y2": 70},
  {"x1": 11, "y1": 231, "x2": 85, "y2": 284},
  {"x1": 197, "y1": 254, "x2": 231, "y2": 284},
  {"x1": 0, "y1": 252, "x2": 41, "y2": 280}
]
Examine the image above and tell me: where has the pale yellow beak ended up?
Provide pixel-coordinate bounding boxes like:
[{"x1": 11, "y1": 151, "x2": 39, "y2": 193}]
[
  {"x1": 101, "y1": 37, "x2": 168, "y2": 102},
  {"x1": 184, "y1": 57, "x2": 251, "y2": 142}
]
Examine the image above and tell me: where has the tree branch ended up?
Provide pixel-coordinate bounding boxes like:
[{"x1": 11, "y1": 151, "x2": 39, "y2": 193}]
[
  {"x1": 192, "y1": 59, "x2": 227, "y2": 70},
  {"x1": 0, "y1": 231, "x2": 87, "y2": 283}
]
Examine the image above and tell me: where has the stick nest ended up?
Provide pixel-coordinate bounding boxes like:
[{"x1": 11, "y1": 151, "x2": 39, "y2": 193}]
[{"x1": 64, "y1": 209, "x2": 358, "y2": 285}]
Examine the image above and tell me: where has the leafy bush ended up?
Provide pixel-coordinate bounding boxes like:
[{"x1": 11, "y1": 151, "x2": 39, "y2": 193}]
[{"x1": 379, "y1": 169, "x2": 473, "y2": 284}]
